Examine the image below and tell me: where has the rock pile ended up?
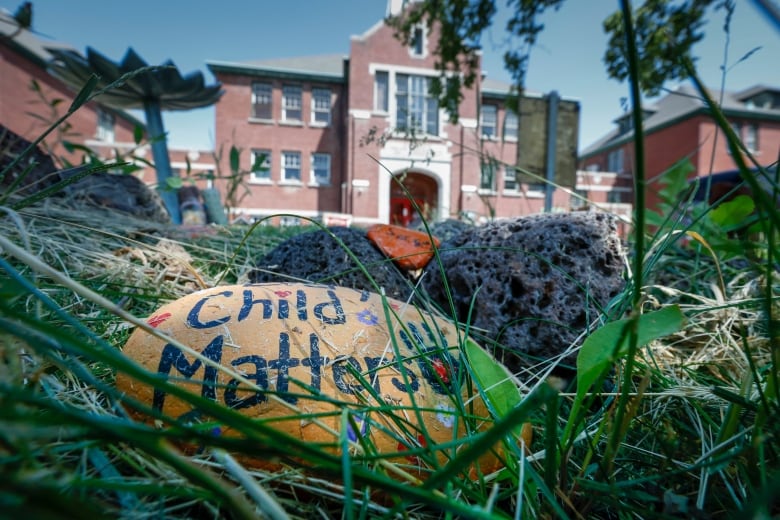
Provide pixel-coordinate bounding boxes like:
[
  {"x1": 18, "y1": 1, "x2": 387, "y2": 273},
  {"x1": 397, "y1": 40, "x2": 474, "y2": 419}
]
[{"x1": 250, "y1": 212, "x2": 627, "y2": 375}]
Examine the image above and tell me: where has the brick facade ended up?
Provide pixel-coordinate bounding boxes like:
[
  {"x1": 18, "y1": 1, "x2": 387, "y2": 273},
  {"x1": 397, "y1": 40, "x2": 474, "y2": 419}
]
[
  {"x1": 207, "y1": 14, "x2": 602, "y2": 227},
  {"x1": 580, "y1": 86, "x2": 780, "y2": 214}
]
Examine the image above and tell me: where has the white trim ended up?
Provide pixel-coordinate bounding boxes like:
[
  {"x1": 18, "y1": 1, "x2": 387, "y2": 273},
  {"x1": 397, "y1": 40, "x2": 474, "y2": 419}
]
[
  {"x1": 170, "y1": 161, "x2": 214, "y2": 170},
  {"x1": 350, "y1": 109, "x2": 372, "y2": 119},
  {"x1": 377, "y1": 140, "x2": 453, "y2": 224},
  {"x1": 459, "y1": 118, "x2": 478, "y2": 129}
]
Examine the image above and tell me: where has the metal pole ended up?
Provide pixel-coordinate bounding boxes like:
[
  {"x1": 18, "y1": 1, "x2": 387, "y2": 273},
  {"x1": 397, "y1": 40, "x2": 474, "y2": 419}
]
[
  {"x1": 144, "y1": 99, "x2": 182, "y2": 224},
  {"x1": 544, "y1": 90, "x2": 560, "y2": 213}
]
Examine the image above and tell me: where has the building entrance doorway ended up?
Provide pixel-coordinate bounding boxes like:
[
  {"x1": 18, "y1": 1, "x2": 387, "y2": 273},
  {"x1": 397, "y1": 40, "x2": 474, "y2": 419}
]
[{"x1": 389, "y1": 171, "x2": 438, "y2": 227}]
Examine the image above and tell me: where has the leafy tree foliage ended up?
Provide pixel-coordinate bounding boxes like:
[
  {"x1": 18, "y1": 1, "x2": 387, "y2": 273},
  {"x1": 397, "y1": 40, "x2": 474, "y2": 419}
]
[
  {"x1": 603, "y1": 0, "x2": 720, "y2": 97},
  {"x1": 388, "y1": 0, "x2": 725, "y2": 118}
]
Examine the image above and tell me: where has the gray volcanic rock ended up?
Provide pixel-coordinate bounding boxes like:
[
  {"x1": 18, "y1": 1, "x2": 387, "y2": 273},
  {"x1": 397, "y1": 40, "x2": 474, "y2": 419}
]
[
  {"x1": 415, "y1": 218, "x2": 473, "y2": 243},
  {"x1": 421, "y1": 211, "x2": 626, "y2": 373},
  {"x1": 249, "y1": 226, "x2": 413, "y2": 300}
]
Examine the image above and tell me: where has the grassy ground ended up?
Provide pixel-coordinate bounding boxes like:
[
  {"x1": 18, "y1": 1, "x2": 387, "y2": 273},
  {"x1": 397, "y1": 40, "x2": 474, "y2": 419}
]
[
  {"x1": 1, "y1": 7, "x2": 779, "y2": 517},
  {"x1": 0, "y1": 166, "x2": 777, "y2": 518}
]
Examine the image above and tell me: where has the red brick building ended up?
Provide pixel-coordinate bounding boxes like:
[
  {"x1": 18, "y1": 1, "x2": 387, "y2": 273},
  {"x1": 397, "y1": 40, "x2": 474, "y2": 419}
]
[
  {"x1": 1, "y1": 10, "x2": 215, "y2": 189},
  {"x1": 207, "y1": 5, "x2": 605, "y2": 227},
  {"x1": 579, "y1": 84, "x2": 780, "y2": 213}
]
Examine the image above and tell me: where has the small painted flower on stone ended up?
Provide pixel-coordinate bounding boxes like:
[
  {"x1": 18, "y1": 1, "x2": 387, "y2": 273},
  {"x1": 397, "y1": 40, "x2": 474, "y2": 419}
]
[{"x1": 356, "y1": 309, "x2": 379, "y2": 326}]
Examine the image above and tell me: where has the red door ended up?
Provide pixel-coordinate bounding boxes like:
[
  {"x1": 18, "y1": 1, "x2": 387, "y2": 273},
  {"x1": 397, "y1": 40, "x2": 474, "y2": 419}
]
[{"x1": 389, "y1": 172, "x2": 437, "y2": 227}]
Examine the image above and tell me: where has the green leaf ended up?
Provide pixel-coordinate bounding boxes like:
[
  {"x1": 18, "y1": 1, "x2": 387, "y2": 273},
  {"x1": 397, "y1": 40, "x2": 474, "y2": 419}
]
[
  {"x1": 68, "y1": 74, "x2": 100, "y2": 113},
  {"x1": 659, "y1": 159, "x2": 694, "y2": 204},
  {"x1": 576, "y1": 305, "x2": 685, "y2": 402},
  {"x1": 229, "y1": 146, "x2": 240, "y2": 174},
  {"x1": 166, "y1": 177, "x2": 184, "y2": 189},
  {"x1": 564, "y1": 305, "x2": 685, "y2": 444},
  {"x1": 464, "y1": 338, "x2": 523, "y2": 419},
  {"x1": 708, "y1": 194, "x2": 755, "y2": 230},
  {"x1": 133, "y1": 125, "x2": 144, "y2": 145}
]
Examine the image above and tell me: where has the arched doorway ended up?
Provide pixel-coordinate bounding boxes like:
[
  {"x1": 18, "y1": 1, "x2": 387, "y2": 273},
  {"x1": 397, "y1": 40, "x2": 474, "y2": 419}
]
[{"x1": 389, "y1": 171, "x2": 438, "y2": 227}]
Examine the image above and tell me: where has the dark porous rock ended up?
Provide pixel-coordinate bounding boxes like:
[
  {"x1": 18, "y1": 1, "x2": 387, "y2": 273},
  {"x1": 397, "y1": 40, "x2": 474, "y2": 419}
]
[
  {"x1": 421, "y1": 211, "x2": 626, "y2": 374},
  {"x1": 63, "y1": 173, "x2": 171, "y2": 223},
  {"x1": 1, "y1": 124, "x2": 59, "y2": 196},
  {"x1": 249, "y1": 226, "x2": 413, "y2": 300},
  {"x1": 416, "y1": 218, "x2": 474, "y2": 243}
]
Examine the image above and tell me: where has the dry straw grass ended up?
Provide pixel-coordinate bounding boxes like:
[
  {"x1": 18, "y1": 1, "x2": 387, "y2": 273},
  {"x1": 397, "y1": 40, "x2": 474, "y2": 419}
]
[{"x1": 2, "y1": 196, "x2": 775, "y2": 518}]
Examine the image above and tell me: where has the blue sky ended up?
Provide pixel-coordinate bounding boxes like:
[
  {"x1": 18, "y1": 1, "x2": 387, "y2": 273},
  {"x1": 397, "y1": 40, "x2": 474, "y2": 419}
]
[{"x1": 7, "y1": 0, "x2": 779, "y2": 152}]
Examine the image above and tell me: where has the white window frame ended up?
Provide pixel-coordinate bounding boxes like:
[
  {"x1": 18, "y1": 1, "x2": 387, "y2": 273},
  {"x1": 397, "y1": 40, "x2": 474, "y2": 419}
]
[
  {"x1": 96, "y1": 108, "x2": 115, "y2": 143},
  {"x1": 503, "y1": 110, "x2": 518, "y2": 141},
  {"x1": 607, "y1": 148, "x2": 624, "y2": 174},
  {"x1": 281, "y1": 151, "x2": 302, "y2": 183},
  {"x1": 374, "y1": 71, "x2": 389, "y2": 113},
  {"x1": 310, "y1": 153, "x2": 331, "y2": 186},
  {"x1": 503, "y1": 165, "x2": 518, "y2": 192},
  {"x1": 282, "y1": 85, "x2": 302, "y2": 122},
  {"x1": 250, "y1": 149, "x2": 271, "y2": 183},
  {"x1": 481, "y1": 105, "x2": 497, "y2": 139},
  {"x1": 311, "y1": 88, "x2": 331, "y2": 126},
  {"x1": 745, "y1": 123, "x2": 758, "y2": 152},
  {"x1": 479, "y1": 157, "x2": 499, "y2": 194},
  {"x1": 251, "y1": 82, "x2": 272, "y2": 120},
  {"x1": 409, "y1": 25, "x2": 426, "y2": 58},
  {"x1": 395, "y1": 73, "x2": 439, "y2": 136}
]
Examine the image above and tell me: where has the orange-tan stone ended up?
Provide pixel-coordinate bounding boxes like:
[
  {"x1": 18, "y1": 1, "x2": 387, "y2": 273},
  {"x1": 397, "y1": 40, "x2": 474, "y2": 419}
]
[{"x1": 367, "y1": 224, "x2": 441, "y2": 270}]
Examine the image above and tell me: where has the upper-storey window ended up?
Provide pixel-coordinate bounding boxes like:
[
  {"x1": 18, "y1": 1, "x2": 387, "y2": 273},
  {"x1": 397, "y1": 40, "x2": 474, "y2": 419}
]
[
  {"x1": 282, "y1": 85, "x2": 302, "y2": 122},
  {"x1": 96, "y1": 108, "x2": 115, "y2": 142},
  {"x1": 311, "y1": 88, "x2": 332, "y2": 125},
  {"x1": 504, "y1": 110, "x2": 518, "y2": 141},
  {"x1": 396, "y1": 74, "x2": 438, "y2": 136},
  {"x1": 607, "y1": 148, "x2": 624, "y2": 174},
  {"x1": 374, "y1": 71, "x2": 389, "y2": 112},
  {"x1": 410, "y1": 26, "x2": 425, "y2": 57},
  {"x1": 745, "y1": 123, "x2": 759, "y2": 152},
  {"x1": 251, "y1": 82, "x2": 272, "y2": 120},
  {"x1": 481, "y1": 105, "x2": 497, "y2": 139}
]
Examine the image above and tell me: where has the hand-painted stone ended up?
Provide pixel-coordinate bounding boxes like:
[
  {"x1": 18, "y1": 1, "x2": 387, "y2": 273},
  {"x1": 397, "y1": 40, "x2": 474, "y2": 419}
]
[
  {"x1": 117, "y1": 283, "x2": 514, "y2": 478},
  {"x1": 367, "y1": 224, "x2": 441, "y2": 271}
]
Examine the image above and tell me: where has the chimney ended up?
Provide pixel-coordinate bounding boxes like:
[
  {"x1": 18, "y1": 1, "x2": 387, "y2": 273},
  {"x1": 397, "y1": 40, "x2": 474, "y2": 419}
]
[{"x1": 386, "y1": 0, "x2": 409, "y2": 17}]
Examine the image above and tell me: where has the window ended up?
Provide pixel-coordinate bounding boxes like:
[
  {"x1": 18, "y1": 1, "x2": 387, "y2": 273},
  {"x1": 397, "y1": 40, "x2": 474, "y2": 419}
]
[
  {"x1": 251, "y1": 82, "x2": 272, "y2": 119},
  {"x1": 280, "y1": 216, "x2": 301, "y2": 226},
  {"x1": 96, "y1": 108, "x2": 115, "y2": 142},
  {"x1": 481, "y1": 105, "x2": 497, "y2": 139},
  {"x1": 504, "y1": 165, "x2": 518, "y2": 191},
  {"x1": 745, "y1": 123, "x2": 758, "y2": 152},
  {"x1": 607, "y1": 190, "x2": 624, "y2": 204},
  {"x1": 311, "y1": 153, "x2": 331, "y2": 185},
  {"x1": 396, "y1": 74, "x2": 439, "y2": 135},
  {"x1": 607, "y1": 148, "x2": 624, "y2": 173},
  {"x1": 311, "y1": 88, "x2": 331, "y2": 125},
  {"x1": 410, "y1": 26, "x2": 425, "y2": 57},
  {"x1": 282, "y1": 85, "x2": 302, "y2": 121},
  {"x1": 480, "y1": 157, "x2": 499, "y2": 192},
  {"x1": 374, "y1": 71, "x2": 389, "y2": 112},
  {"x1": 503, "y1": 110, "x2": 518, "y2": 141},
  {"x1": 570, "y1": 189, "x2": 588, "y2": 209},
  {"x1": 281, "y1": 151, "x2": 301, "y2": 182},
  {"x1": 250, "y1": 149, "x2": 271, "y2": 182}
]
